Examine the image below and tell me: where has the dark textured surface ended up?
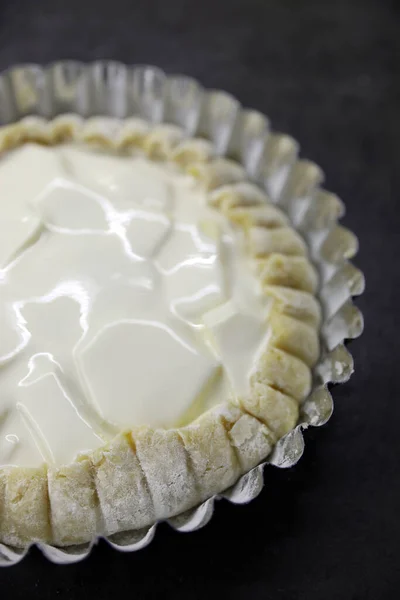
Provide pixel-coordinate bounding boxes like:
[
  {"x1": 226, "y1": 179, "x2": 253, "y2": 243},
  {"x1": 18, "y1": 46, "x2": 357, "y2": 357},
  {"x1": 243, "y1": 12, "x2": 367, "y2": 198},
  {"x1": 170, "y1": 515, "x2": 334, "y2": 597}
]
[{"x1": 0, "y1": 0, "x2": 399, "y2": 598}]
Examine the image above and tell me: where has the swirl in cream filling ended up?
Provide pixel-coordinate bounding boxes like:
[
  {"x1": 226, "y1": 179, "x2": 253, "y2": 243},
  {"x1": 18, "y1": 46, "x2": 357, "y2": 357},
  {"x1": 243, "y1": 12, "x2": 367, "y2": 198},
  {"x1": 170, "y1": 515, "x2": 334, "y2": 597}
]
[{"x1": 0, "y1": 143, "x2": 269, "y2": 467}]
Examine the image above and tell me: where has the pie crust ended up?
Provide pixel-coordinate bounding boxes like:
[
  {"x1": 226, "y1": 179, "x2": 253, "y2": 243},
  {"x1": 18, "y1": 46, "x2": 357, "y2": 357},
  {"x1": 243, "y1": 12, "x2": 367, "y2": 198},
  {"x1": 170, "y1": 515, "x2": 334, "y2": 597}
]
[{"x1": 0, "y1": 115, "x2": 321, "y2": 548}]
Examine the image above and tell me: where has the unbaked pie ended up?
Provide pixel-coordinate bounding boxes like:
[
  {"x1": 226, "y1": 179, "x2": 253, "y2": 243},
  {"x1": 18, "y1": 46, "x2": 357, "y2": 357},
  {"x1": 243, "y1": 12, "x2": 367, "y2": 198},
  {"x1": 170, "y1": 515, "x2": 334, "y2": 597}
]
[{"x1": 0, "y1": 116, "x2": 320, "y2": 548}]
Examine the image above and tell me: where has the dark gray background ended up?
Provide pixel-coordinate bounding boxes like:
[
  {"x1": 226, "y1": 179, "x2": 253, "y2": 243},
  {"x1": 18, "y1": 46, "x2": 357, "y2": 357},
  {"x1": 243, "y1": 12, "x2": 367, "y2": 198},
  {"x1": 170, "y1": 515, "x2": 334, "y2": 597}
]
[{"x1": 0, "y1": 0, "x2": 399, "y2": 598}]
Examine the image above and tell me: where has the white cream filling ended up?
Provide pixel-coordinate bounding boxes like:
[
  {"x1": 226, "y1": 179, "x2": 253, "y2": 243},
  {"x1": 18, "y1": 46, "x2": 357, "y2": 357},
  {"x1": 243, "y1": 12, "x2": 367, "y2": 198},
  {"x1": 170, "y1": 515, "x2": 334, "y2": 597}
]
[{"x1": 0, "y1": 143, "x2": 268, "y2": 467}]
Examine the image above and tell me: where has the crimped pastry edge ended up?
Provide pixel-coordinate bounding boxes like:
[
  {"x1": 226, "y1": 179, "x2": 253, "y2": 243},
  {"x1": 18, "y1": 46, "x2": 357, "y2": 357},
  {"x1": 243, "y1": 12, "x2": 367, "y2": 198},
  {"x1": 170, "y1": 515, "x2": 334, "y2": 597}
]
[{"x1": 0, "y1": 115, "x2": 316, "y2": 548}]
